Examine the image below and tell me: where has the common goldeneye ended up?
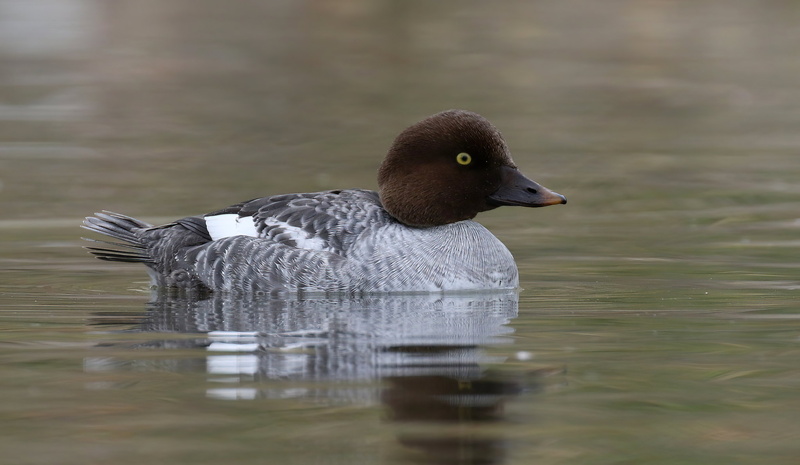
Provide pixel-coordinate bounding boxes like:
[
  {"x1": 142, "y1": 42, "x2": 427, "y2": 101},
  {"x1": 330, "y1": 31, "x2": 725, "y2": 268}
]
[{"x1": 82, "y1": 110, "x2": 566, "y2": 294}]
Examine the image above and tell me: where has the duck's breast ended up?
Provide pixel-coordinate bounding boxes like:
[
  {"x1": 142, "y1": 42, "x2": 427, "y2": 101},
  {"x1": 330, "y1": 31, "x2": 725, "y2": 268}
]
[{"x1": 345, "y1": 220, "x2": 518, "y2": 292}]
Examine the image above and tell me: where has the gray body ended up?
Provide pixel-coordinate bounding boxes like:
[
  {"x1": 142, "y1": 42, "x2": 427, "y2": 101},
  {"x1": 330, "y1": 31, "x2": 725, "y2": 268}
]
[{"x1": 83, "y1": 189, "x2": 518, "y2": 295}]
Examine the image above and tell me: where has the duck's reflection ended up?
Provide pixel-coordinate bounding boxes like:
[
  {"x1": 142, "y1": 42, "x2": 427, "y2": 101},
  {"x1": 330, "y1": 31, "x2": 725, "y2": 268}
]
[
  {"x1": 94, "y1": 290, "x2": 533, "y2": 464},
  {"x1": 141, "y1": 290, "x2": 518, "y2": 382}
]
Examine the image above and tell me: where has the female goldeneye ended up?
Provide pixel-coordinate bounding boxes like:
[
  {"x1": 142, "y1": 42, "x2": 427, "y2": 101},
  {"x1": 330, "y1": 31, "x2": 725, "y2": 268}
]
[{"x1": 82, "y1": 110, "x2": 566, "y2": 294}]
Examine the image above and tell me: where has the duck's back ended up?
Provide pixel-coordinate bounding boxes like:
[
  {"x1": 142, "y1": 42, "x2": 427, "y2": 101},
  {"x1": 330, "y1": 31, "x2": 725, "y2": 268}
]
[{"x1": 204, "y1": 189, "x2": 388, "y2": 255}]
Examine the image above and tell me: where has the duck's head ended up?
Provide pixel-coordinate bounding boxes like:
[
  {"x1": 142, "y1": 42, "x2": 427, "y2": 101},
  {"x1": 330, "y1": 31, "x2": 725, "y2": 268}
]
[{"x1": 378, "y1": 110, "x2": 567, "y2": 227}]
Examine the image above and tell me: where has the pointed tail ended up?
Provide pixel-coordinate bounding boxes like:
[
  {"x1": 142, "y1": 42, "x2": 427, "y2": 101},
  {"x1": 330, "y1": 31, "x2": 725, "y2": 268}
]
[{"x1": 81, "y1": 211, "x2": 154, "y2": 264}]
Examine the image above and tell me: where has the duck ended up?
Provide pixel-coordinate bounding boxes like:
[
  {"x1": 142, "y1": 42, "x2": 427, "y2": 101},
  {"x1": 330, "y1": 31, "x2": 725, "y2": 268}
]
[{"x1": 82, "y1": 110, "x2": 566, "y2": 294}]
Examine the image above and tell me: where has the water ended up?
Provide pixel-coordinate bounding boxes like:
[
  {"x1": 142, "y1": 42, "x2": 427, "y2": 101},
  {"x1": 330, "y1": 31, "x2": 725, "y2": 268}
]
[{"x1": 2, "y1": 1, "x2": 799, "y2": 464}]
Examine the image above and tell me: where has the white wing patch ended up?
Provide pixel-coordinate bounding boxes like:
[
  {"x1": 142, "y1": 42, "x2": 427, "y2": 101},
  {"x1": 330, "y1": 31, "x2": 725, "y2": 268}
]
[
  {"x1": 205, "y1": 214, "x2": 258, "y2": 240},
  {"x1": 264, "y1": 219, "x2": 327, "y2": 251},
  {"x1": 205, "y1": 214, "x2": 328, "y2": 251}
]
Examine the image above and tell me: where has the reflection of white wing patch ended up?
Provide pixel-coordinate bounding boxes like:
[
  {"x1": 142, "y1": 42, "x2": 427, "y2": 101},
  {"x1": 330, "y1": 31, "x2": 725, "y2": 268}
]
[
  {"x1": 265, "y1": 219, "x2": 327, "y2": 251},
  {"x1": 205, "y1": 214, "x2": 258, "y2": 240}
]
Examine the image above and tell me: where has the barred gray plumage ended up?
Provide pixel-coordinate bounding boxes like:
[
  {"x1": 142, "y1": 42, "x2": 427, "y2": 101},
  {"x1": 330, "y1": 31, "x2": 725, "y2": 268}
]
[{"x1": 82, "y1": 189, "x2": 518, "y2": 295}]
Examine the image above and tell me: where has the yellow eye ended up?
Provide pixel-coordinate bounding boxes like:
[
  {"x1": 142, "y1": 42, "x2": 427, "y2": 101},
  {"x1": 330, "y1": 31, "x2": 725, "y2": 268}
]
[{"x1": 456, "y1": 152, "x2": 472, "y2": 165}]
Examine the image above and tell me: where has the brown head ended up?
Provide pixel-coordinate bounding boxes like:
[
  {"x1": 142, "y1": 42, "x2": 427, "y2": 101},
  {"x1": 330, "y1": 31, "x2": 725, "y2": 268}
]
[{"x1": 378, "y1": 110, "x2": 566, "y2": 227}]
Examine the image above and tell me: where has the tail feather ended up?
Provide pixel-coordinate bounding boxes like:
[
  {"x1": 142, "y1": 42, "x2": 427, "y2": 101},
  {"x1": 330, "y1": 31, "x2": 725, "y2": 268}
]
[
  {"x1": 80, "y1": 236, "x2": 145, "y2": 250},
  {"x1": 84, "y1": 246, "x2": 152, "y2": 263},
  {"x1": 81, "y1": 211, "x2": 154, "y2": 264}
]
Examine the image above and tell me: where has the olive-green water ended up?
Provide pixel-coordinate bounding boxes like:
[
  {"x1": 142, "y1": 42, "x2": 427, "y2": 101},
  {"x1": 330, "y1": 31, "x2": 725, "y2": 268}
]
[{"x1": 1, "y1": 1, "x2": 799, "y2": 464}]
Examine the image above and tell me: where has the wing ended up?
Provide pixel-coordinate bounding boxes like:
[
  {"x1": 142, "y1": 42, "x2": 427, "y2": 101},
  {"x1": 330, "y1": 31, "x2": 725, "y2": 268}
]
[{"x1": 203, "y1": 189, "x2": 393, "y2": 255}]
